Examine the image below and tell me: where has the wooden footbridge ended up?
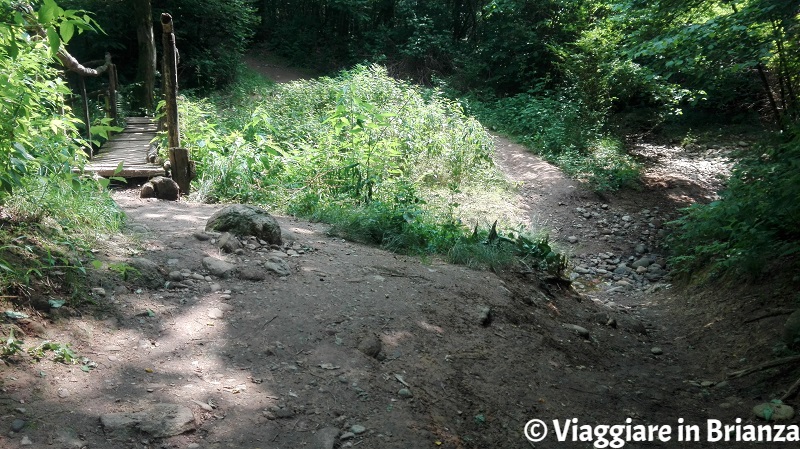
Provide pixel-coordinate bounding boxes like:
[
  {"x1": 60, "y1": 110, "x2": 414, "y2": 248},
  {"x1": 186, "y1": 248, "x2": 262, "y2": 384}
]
[
  {"x1": 83, "y1": 117, "x2": 165, "y2": 178},
  {"x1": 68, "y1": 13, "x2": 192, "y2": 193}
]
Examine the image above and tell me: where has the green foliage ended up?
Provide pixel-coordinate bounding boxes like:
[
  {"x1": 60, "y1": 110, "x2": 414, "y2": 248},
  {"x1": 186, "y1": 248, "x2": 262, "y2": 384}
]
[
  {"x1": 60, "y1": 0, "x2": 259, "y2": 91},
  {"x1": 0, "y1": 1, "x2": 123, "y2": 296},
  {"x1": 173, "y1": 65, "x2": 562, "y2": 274},
  {"x1": 467, "y1": 92, "x2": 640, "y2": 190},
  {"x1": 1, "y1": 329, "x2": 24, "y2": 359},
  {"x1": 28, "y1": 340, "x2": 77, "y2": 363},
  {"x1": 668, "y1": 129, "x2": 800, "y2": 279}
]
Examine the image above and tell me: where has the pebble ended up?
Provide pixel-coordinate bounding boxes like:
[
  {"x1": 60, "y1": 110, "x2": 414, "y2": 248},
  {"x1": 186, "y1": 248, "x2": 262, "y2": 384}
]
[
  {"x1": 567, "y1": 236, "x2": 578, "y2": 244},
  {"x1": 340, "y1": 432, "x2": 355, "y2": 441},
  {"x1": 20, "y1": 436, "x2": 32, "y2": 446},
  {"x1": 563, "y1": 324, "x2": 590, "y2": 339},
  {"x1": 207, "y1": 308, "x2": 224, "y2": 319},
  {"x1": 351, "y1": 424, "x2": 366, "y2": 434},
  {"x1": 209, "y1": 283, "x2": 222, "y2": 292},
  {"x1": 57, "y1": 388, "x2": 69, "y2": 398},
  {"x1": 651, "y1": 347, "x2": 663, "y2": 355},
  {"x1": 11, "y1": 418, "x2": 25, "y2": 432},
  {"x1": 91, "y1": 287, "x2": 107, "y2": 297},
  {"x1": 169, "y1": 271, "x2": 184, "y2": 281},
  {"x1": 753, "y1": 403, "x2": 795, "y2": 421},
  {"x1": 398, "y1": 388, "x2": 413, "y2": 398}
]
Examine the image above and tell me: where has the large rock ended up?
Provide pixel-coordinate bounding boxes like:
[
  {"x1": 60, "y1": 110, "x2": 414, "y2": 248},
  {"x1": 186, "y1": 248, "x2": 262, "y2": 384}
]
[
  {"x1": 100, "y1": 403, "x2": 195, "y2": 438},
  {"x1": 205, "y1": 205, "x2": 282, "y2": 245},
  {"x1": 140, "y1": 176, "x2": 180, "y2": 201}
]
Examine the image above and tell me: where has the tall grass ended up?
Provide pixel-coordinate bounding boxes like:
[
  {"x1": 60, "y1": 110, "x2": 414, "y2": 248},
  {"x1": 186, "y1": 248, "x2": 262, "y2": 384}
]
[{"x1": 172, "y1": 65, "x2": 564, "y2": 274}]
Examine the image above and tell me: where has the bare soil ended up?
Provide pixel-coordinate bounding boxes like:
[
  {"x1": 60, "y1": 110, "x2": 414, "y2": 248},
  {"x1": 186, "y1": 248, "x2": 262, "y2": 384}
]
[{"x1": 1, "y1": 58, "x2": 798, "y2": 449}]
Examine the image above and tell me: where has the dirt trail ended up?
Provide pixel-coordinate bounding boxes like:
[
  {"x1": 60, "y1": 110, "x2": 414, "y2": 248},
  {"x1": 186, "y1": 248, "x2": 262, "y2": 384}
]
[{"x1": 0, "y1": 58, "x2": 792, "y2": 449}]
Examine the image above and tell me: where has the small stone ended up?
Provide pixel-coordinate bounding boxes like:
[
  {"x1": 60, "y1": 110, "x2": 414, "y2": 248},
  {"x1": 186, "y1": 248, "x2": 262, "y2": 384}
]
[
  {"x1": 634, "y1": 243, "x2": 647, "y2": 255},
  {"x1": 193, "y1": 232, "x2": 211, "y2": 241},
  {"x1": 91, "y1": 287, "x2": 107, "y2": 297},
  {"x1": 563, "y1": 324, "x2": 590, "y2": 339},
  {"x1": 11, "y1": 418, "x2": 25, "y2": 432},
  {"x1": 340, "y1": 432, "x2": 355, "y2": 441},
  {"x1": 168, "y1": 271, "x2": 183, "y2": 282},
  {"x1": 313, "y1": 427, "x2": 340, "y2": 449},
  {"x1": 478, "y1": 306, "x2": 492, "y2": 326},
  {"x1": 700, "y1": 381, "x2": 715, "y2": 388},
  {"x1": 573, "y1": 266, "x2": 590, "y2": 275},
  {"x1": 274, "y1": 408, "x2": 294, "y2": 419},
  {"x1": 753, "y1": 403, "x2": 795, "y2": 421},
  {"x1": 567, "y1": 236, "x2": 578, "y2": 244},
  {"x1": 631, "y1": 257, "x2": 652, "y2": 268},
  {"x1": 398, "y1": 388, "x2": 413, "y2": 398},
  {"x1": 207, "y1": 308, "x2": 224, "y2": 319},
  {"x1": 217, "y1": 232, "x2": 241, "y2": 253},
  {"x1": 264, "y1": 256, "x2": 291, "y2": 277},
  {"x1": 651, "y1": 347, "x2": 663, "y2": 355},
  {"x1": 350, "y1": 424, "x2": 366, "y2": 434},
  {"x1": 57, "y1": 388, "x2": 69, "y2": 398},
  {"x1": 209, "y1": 283, "x2": 222, "y2": 292},
  {"x1": 20, "y1": 436, "x2": 32, "y2": 446},
  {"x1": 192, "y1": 273, "x2": 205, "y2": 281},
  {"x1": 187, "y1": 444, "x2": 201, "y2": 449},
  {"x1": 202, "y1": 257, "x2": 236, "y2": 278},
  {"x1": 621, "y1": 215, "x2": 632, "y2": 222}
]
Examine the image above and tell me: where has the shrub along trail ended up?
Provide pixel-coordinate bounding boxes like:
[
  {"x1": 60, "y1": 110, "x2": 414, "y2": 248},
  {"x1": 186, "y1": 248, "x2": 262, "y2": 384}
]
[{"x1": 0, "y1": 62, "x2": 790, "y2": 449}]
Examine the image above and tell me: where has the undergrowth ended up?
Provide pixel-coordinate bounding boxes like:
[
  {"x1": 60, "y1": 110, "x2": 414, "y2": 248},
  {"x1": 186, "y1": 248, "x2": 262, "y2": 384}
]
[
  {"x1": 172, "y1": 65, "x2": 565, "y2": 275},
  {"x1": 0, "y1": 178, "x2": 124, "y2": 301},
  {"x1": 667, "y1": 129, "x2": 800, "y2": 281},
  {"x1": 463, "y1": 91, "x2": 640, "y2": 191}
]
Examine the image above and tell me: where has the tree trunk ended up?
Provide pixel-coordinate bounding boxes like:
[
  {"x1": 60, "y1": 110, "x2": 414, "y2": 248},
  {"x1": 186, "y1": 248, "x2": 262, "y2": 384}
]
[{"x1": 133, "y1": 0, "x2": 156, "y2": 113}]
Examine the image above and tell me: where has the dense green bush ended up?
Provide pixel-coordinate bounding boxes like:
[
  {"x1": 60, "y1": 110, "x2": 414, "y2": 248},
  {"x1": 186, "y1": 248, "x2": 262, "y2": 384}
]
[
  {"x1": 0, "y1": 0, "x2": 124, "y2": 293},
  {"x1": 172, "y1": 65, "x2": 564, "y2": 273},
  {"x1": 668, "y1": 130, "x2": 800, "y2": 279}
]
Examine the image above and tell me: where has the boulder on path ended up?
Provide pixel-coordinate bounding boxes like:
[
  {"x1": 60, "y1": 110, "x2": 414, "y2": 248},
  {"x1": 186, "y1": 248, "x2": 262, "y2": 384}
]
[
  {"x1": 140, "y1": 176, "x2": 180, "y2": 201},
  {"x1": 206, "y1": 204, "x2": 282, "y2": 245},
  {"x1": 100, "y1": 403, "x2": 195, "y2": 438}
]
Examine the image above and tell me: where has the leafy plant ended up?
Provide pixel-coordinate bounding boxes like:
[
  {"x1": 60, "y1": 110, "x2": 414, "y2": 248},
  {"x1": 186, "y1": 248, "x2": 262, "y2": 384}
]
[
  {"x1": 28, "y1": 341, "x2": 77, "y2": 364},
  {"x1": 667, "y1": 128, "x2": 800, "y2": 279},
  {"x1": 107, "y1": 262, "x2": 138, "y2": 281},
  {"x1": 1, "y1": 329, "x2": 25, "y2": 359}
]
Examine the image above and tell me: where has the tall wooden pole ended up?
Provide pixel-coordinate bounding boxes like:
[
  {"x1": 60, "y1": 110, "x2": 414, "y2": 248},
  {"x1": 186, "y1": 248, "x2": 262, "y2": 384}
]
[
  {"x1": 79, "y1": 75, "x2": 93, "y2": 159},
  {"x1": 161, "y1": 13, "x2": 191, "y2": 194}
]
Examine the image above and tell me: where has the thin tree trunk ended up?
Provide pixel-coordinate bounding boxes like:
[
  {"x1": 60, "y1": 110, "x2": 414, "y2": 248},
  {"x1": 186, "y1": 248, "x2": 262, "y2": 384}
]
[{"x1": 133, "y1": 0, "x2": 156, "y2": 113}]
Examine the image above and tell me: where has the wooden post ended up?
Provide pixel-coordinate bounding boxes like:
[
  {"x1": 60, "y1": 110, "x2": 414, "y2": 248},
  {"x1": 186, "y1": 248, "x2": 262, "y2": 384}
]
[
  {"x1": 79, "y1": 75, "x2": 93, "y2": 159},
  {"x1": 108, "y1": 62, "x2": 118, "y2": 124},
  {"x1": 161, "y1": 13, "x2": 191, "y2": 194}
]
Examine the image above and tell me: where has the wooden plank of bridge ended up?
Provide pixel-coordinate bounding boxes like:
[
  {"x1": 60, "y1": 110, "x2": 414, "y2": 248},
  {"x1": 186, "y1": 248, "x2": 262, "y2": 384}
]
[{"x1": 83, "y1": 117, "x2": 165, "y2": 178}]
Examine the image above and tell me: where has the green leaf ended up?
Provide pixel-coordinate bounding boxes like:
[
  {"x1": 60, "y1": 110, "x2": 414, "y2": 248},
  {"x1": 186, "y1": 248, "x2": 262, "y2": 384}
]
[
  {"x1": 60, "y1": 21, "x2": 75, "y2": 44},
  {"x1": 39, "y1": 0, "x2": 57, "y2": 23},
  {"x1": 46, "y1": 27, "x2": 61, "y2": 56}
]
